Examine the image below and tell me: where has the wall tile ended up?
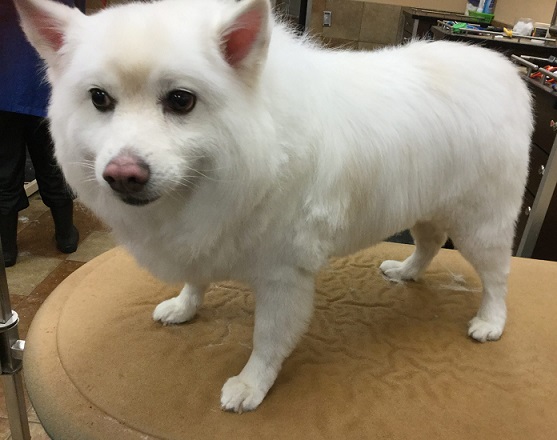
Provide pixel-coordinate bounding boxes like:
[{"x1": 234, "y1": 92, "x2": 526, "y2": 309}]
[
  {"x1": 322, "y1": 0, "x2": 364, "y2": 41},
  {"x1": 309, "y1": 0, "x2": 326, "y2": 34},
  {"x1": 359, "y1": 2, "x2": 402, "y2": 45},
  {"x1": 321, "y1": 37, "x2": 360, "y2": 50}
]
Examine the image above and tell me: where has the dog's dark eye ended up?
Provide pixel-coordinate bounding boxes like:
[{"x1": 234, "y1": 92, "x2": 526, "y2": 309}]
[
  {"x1": 163, "y1": 89, "x2": 196, "y2": 114},
  {"x1": 89, "y1": 88, "x2": 115, "y2": 112}
]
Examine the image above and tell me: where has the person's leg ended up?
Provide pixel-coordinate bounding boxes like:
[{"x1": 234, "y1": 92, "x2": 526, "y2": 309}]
[
  {"x1": 0, "y1": 111, "x2": 29, "y2": 266},
  {"x1": 25, "y1": 117, "x2": 79, "y2": 253},
  {"x1": 0, "y1": 212, "x2": 19, "y2": 267}
]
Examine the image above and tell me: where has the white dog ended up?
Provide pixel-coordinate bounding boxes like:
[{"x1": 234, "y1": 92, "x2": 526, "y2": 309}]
[{"x1": 17, "y1": 0, "x2": 532, "y2": 412}]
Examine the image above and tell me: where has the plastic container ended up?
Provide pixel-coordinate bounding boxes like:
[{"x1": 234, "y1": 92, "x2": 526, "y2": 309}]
[
  {"x1": 481, "y1": 0, "x2": 497, "y2": 15},
  {"x1": 468, "y1": 11, "x2": 495, "y2": 24},
  {"x1": 465, "y1": 0, "x2": 496, "y2": 21}
]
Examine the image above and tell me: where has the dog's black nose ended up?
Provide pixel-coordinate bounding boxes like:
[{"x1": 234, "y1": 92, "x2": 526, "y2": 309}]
[{"x1": 102, "y1": 153, "x2": 150, "y2": 194}]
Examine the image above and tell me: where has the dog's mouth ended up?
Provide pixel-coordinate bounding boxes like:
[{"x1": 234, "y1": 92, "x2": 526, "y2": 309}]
[{"x1": 119, "y1": 194, "x2": 161, "y2": 206}]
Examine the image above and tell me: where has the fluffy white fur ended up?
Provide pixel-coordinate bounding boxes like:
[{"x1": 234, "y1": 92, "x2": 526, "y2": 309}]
[{"x1": 17, "y1": 0, "x2": 532, "y2": 413}]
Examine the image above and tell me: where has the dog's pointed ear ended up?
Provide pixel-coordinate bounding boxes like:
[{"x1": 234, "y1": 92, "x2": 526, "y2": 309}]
[
  {"x1": 219, "y1": 0, "x2": 271, "y2": 81},
  {"x1": 14, "y1": 0, "x2": 82, "y2": 72}
]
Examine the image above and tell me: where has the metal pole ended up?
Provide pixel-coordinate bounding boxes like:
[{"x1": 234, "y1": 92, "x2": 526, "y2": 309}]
[
  {"x1": 1, "y1": 373, "x2": 30, "y2": 440},
  {"x1": 0, "y1": 239, "x2": 30, "y2": 440}
]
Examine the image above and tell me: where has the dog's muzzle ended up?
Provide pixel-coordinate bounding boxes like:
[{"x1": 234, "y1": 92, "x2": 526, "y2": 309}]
[{"x1": 102, "y1": 152, "x2": 159, "y2": 206}]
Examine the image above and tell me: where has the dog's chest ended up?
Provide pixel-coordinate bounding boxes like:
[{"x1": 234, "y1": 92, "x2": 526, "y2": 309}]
[{"x1": 114, "y1": 215, "x2": 258, "y2": 283}]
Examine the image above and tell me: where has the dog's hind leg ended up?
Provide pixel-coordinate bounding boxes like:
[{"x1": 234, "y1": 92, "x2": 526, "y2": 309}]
[
  {"x1": 153, "y1": 283, "x2": 207, "y2": 325},
  {"x1": 221, "y1": 269, "x2": 314, "y2": 412},
  {"x1": 380, "y1": 221, "x2": 447, "y2": 282},
  {"x1": 450, "y1": 221, "x2": 514, "y2": 343}
]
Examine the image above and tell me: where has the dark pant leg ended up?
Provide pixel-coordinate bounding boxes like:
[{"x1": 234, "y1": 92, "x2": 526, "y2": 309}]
[
  {"x1": 0, "y1": 111, "x2": 29, "y2": 215},
  {"x1": 24, "y1": 116, "x2": 75, "y2": 209}
]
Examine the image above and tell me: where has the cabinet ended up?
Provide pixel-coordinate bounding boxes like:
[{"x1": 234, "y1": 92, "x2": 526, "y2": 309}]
[
  {"x1": 399, "y1": 8, "x2": 485, "y2": 44},
  {"x1": 430, "y1": 25, "x2": 557, "y2": 58},
  {"x1": 515, "y1": 81, "x2": 557, "y2": 261}
]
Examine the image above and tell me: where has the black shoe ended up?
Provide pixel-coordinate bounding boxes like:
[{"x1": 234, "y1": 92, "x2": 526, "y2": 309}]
[
  {"x1": 50, "y1": 203, "x2": 79, "y2": 254},
  {"x1": 0, "y1": 212, "x2": 18, "y2": 267},
  {"x1": 55, "y1": 224, "x2": 79, "y2": 253}
]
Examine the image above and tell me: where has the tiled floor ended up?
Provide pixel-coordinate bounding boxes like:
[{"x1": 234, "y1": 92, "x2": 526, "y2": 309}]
[{"x1": 1, "y1": 193, "x2": 115, "y2": 439}]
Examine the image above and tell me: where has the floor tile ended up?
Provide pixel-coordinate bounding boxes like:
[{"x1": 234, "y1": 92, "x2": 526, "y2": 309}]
[
  {"x1": 14, "y1": 301, "x2": 43, "y2": 340},
  {"x1": 16, "y1": 198, "x2": 49, "y2": 234},
  {"x1": 30, "y1": 421, "x2": 52, "y2": 439},
  {"x1": 14, "y1": 198, "x2": 108, "y2": 264},
  {"x1": 0, "y1": 376, "x2": 30, "y2": 424},
  {"x1": 0, "y1": 382, "x2": 10, "y2": 419},
  {"x1": 15, "y1": 211, "x2": 60, "y2": 261},
  {"x1": 73, "y1": 202, "x2": 110, "y2": 236},
  {"x1": 9, "y1": 422, "x2": 52, "y2": 440},
  {"x1": 26, "y1": 260, "x2": 85, "y2": 306},
  {"x1": 26, "y1": 405, "x2": 39, "y2": 424},
  {"x1": 0, "y1": 417, "x2": 10, "y2": 440},
  {"x1": 4, "y1": 294, "x2": 24, "y2": 312},
  {"x1": 66, "y1": 230, "x2": 116, "y2": 263},
  {"x1": 5, "y1": 258, "x2": 62, "y2": 297}
]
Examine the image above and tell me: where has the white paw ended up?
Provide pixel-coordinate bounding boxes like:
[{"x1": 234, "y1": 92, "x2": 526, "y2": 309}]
[
  {"x1": 220, "y1": 376, "x2": 266, "y2": 413},
  {"x1": 153, "y1": 296, "x2": 197, "y2": 325},
  {"x1": 468, "y1": 316, "x2": 504, "y2": 342},
  {"x1": 380, "y1": 260, "x2": 417, "y2": 282}
]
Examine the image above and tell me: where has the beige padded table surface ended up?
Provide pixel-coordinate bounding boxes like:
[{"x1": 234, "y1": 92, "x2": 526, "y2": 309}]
[{"x1": 24, "y1": 242, "x2": 557, "y2": 439}]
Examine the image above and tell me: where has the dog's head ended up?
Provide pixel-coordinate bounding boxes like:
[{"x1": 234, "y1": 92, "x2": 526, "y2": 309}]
[{"x1": 16, "y1": 0, "x2": 277, "y2": 210}]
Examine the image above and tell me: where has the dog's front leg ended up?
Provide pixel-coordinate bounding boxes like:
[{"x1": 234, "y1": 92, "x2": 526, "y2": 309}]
[{"x1": 221, "y1": 270, "x2": 315, "y2": 413}]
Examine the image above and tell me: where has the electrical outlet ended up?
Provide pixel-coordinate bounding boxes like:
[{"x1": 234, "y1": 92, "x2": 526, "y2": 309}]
[{"x1": 323, "y1": 11, "x2": 332, "y2": 27}]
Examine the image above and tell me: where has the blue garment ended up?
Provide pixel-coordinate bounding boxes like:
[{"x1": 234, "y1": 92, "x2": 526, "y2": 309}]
[{"x1": 0, "y1": 0, "x2": 83, "y2": 117}]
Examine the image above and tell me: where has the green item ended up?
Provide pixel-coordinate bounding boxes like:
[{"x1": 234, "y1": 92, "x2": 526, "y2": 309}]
[
  {"x1": 468, "y1": 11, "x2": 495, "y2": 24},
  {"x1": 452, "y1": 22, "x2": 468, "y2": 33}
]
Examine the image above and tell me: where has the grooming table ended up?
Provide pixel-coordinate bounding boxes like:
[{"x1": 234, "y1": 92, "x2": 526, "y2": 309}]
[{"x1": 24, "y1": 243, "x2": 557, "y2": 439}]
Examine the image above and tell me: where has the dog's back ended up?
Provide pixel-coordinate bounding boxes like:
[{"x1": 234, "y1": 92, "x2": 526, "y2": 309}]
[{"x1": 257, "y1": 36, "x2": 532, "y2": 256}]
